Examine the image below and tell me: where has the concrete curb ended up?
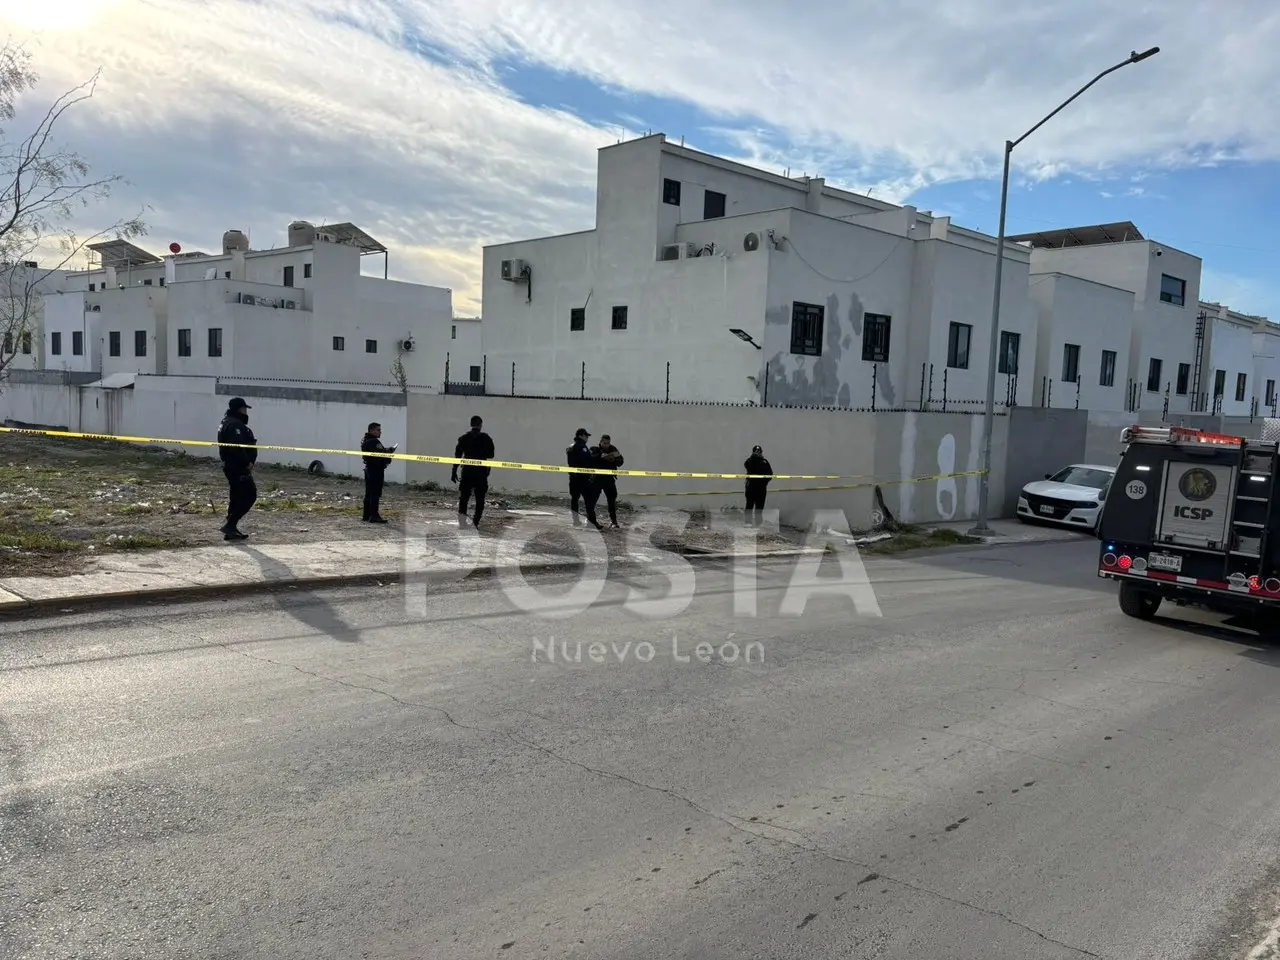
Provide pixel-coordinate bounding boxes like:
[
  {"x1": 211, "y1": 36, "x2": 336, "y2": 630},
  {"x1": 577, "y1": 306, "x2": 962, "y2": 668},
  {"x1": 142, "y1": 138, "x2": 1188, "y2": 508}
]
[{"x1": 0, "y1": 548, "x2": 815, "y2": 618}]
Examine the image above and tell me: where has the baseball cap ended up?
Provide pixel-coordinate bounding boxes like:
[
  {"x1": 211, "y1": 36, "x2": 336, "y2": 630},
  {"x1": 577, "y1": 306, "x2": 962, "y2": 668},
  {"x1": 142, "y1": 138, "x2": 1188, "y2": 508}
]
[
  {"x1": 228, "y1": 397, "x2": 251, "y2": 410},
  {"x1": 575, "y1": 427, "x2": 591, "y2": 438}
]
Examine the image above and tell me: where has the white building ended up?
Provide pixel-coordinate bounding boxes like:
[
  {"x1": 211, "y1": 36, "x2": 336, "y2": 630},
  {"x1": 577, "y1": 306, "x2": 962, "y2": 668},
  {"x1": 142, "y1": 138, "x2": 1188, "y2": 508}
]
[
  {"x1": 481, "y1": 133, "x2": 1038, "y2": 408},
  {"x1": 26, "y1": 222, "x2": 478, "y2": 389},
  {"x1": 1197, "y1": 300, "x2": 1269, "y2": 416},
  {"x1": 1253, "y1": 321, "x2": 1280, "y2": 418},
  {"x1": 1010, "y1": 222, "x2": 1202, "y2": 415},
  {"x1": 1028, "y1": 270, "x2": 1134, "y2": 411},
  {"x1": 447, "y1": 316, "x2": 484, "y2": 386}
]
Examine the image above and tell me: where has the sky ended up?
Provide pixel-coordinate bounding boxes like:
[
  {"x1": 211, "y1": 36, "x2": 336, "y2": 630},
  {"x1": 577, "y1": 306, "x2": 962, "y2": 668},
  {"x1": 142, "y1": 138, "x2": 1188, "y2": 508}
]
[{"x1": 0, "y1": 0, "x2": 1277, "y2": 320}]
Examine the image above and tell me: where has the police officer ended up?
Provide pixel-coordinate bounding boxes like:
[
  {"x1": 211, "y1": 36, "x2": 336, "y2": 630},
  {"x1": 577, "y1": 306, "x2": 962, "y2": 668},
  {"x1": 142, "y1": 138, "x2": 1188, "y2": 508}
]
[
  {"x1": 590, "y1": 433, "x2": 624, "y2": 528},
  {"x1": 743, "y1": 444, "x2": 773, "y2": 527},
  {"x1": 360, "y1": 421, "x2": 396, "y2": 523},
  {"x1": 217, "y1": 397, "x2": 257, "y2": 540},
  {"x1": 451, "y1": 415, "x2": 495, "y2": 527},
  {"x1": 567, "y1": 427, "x2": 601, "y2": 528}
]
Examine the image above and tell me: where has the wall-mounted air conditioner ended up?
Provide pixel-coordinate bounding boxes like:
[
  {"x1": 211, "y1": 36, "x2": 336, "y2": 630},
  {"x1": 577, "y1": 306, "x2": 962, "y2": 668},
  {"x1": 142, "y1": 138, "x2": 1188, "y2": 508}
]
[
  {"x1": 501, "y1": 258, "x2": 527, "y2": 281},
  {"x1": 283, "y1": 300, "x2": 296, "y2": 309}
]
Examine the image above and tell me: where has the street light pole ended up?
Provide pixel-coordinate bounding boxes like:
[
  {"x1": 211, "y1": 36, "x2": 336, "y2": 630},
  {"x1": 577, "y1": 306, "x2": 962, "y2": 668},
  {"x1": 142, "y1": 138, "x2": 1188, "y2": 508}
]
[{"x1": 969, "y1": 46, "x2": 1160, "y2": 535}]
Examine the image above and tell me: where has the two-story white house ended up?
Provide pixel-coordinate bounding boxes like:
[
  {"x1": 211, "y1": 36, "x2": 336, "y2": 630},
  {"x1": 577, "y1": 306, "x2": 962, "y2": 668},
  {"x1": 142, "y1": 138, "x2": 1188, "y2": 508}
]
[
  {"x1": 1010, "y1": 222, "x2": 1202, "y2": 415},
  {"x1": 28, "y1": 223, "x2": 477, "y2": 389},
  {"x1": 481, "y1": 133, "x2": 1038, "y2": 408},
  {"x1": 1197, "y1": 300, "x2": 1269, "y2": 416},
  {"x1": 1253, "y1": 320, "x2": 1280, "y2": 417}
]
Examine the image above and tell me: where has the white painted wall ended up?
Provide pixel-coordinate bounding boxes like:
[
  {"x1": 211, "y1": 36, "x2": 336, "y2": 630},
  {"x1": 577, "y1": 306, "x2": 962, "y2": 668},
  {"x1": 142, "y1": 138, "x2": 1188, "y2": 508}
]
[
  {"x1": 1029, "y1": 273, "x2": 1134, "y2": 412},
  {"x1": 447, "y1": 317, "x2": 483, "y2": 383},
  {"x1": 1253, "y1": 325, "x2": 1280, "y2": 416},
  {"x1": 98, "y1": 286, "x2": 169, "y2": 377},
  {"x1": 1201, "y1": 309, "x2": 1259, "y2": 415},
  {"x1": 38, "y1": 292, "x2": 97, "y2": 374},
  {"x1": 1029, "y1": 240, "x2": 1202, "y2": 414}
]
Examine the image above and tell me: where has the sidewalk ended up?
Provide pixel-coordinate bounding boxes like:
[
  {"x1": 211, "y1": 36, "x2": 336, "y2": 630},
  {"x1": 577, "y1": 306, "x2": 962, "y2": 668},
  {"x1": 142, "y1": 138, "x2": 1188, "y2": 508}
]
[
  {"x1": 928, "y1": 517, "x2": 1094, "y2": 545},
  {"x1": 0, "y1": 527, "x2": 817, "y2": 614}
]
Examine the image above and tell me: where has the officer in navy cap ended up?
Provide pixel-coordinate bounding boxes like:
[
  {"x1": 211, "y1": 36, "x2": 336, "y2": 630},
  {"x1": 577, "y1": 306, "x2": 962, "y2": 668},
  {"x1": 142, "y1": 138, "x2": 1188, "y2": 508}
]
[{"x1": 216, "y1": 397, "x2": 257, "y2": 540}]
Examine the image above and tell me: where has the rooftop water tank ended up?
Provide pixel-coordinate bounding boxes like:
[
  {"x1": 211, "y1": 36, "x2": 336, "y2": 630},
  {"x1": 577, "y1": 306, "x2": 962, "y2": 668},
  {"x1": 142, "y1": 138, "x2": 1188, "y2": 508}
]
[
  {"x1": 222, "y1": 229, "x2": 249, "y2": 254},
  {"x1": 289, "y1": 220, "x2": 317, "y2": 247}
]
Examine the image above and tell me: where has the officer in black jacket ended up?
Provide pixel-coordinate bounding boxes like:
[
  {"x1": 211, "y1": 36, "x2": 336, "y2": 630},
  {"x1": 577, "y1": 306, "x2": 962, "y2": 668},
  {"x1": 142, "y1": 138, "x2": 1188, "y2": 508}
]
[
  {"x1": 217, "y1": 397, "x2": 257, "y2": 540},
  {"x1": 567, "y1": 428, "x2": 601, "y2": 528},
  {"x1": 451, "y1": 415, "x2": 495, "y2": 527},
  {"x1": 590, "y1": 433, "x2": 624, "y2": 528},
  {"x1": 743, "y1": 444, "x2": 773, "y2": 527},
  {"x1": 360, "y1": 422, "x2": 397, "y2": 523}
]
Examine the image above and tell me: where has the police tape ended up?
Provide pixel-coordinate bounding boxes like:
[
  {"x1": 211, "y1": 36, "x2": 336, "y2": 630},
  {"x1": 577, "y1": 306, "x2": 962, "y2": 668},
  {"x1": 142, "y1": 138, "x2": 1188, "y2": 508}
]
[{"x1": 0, "y1": 425, "x2": 989, "y2": 484}]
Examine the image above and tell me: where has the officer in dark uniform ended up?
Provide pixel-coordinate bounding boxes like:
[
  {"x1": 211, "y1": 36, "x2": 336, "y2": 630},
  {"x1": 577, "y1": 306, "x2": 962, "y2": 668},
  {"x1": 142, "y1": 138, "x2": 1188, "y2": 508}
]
[
  {"x1": 360, "y1": 422, "x2": 396, "y2": 523},
  {"x1": 743, "y1": 444, "x2": 773, "y2": 527},
  {"x1": 590, "y1": 433, "x2": 624, "y2": 528},
  {"x1": 217, "y1": 397, "x2": 257, "y2": 540},
  {"x1": 566, "y1": 427, "x2": 601, "y2": 528},
  {"x1": 451, "y1": 415, "x2": 495, "y2": 527}
]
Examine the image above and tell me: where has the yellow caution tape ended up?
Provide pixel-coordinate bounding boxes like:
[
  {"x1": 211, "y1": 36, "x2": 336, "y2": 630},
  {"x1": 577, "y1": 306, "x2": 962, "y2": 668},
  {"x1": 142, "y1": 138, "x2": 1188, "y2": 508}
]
[{"x1": 0, "y1": 425, "x2": 989, "y2": 484}]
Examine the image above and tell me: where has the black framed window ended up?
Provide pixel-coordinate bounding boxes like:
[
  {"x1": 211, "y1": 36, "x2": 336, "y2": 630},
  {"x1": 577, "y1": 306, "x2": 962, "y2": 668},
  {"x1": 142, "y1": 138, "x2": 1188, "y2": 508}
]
[
  {"x1": 662, "y1": 178, "x2": 681, "y2": 205},
  {"x1": 1061, "y1": 343, "x2": 1080, "y2": 383},
  {"x1": 1100, "y1": 350, "x2": 1116, "y2": 387},
  {"x1": 861, "y1": 313, "x2": 890, "y2": 362},
  {"x1": 998, "y1": 331, "x2": 1020, "y2": 375},
  {"x1": 790, "y1": 302, "x2": 823, "y2": 356},
  {"x1": 947, "y1": 322, "x2": 971, "y2": 369}
]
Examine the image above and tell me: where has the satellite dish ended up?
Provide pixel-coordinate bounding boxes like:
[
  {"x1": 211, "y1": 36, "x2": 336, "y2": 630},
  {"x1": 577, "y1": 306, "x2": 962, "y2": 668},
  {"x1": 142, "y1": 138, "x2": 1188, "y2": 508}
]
[{"x1": 743, "y1": 232, "x2": 760, "y2": 252}]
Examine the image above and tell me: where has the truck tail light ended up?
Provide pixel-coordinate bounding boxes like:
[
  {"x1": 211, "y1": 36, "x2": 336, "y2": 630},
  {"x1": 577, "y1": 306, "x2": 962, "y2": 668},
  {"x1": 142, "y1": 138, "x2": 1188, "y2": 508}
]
[{"x1": 1118, "y1": 555, "x2": 1132, "y2": 570}]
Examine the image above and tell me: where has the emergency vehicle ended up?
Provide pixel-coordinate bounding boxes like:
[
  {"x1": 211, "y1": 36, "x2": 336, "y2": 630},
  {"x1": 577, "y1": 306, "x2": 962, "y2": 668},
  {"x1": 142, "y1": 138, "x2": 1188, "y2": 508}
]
[{"x1": 1097, "y1": 423, "x2": 1280, "y2": 622}]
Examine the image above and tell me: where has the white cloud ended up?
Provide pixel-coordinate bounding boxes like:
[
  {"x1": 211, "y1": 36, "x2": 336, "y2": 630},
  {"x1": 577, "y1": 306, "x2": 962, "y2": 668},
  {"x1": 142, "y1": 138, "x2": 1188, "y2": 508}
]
[{"x1": 2, "y1": 0, "x2": 1278, "y2": 313}]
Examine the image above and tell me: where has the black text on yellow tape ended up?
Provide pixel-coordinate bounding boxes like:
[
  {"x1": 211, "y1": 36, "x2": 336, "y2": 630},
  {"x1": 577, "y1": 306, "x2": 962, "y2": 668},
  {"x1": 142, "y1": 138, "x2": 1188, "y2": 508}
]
[{"x1": 0, "y1": 425, "x2": 988, "y2": 485}]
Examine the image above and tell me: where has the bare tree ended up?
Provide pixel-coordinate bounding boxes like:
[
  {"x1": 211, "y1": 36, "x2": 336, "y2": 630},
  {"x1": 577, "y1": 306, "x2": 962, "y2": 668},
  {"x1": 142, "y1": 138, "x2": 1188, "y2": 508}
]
[{"x1": 0, "y1": 41, "x2": 146, "y2": 380}]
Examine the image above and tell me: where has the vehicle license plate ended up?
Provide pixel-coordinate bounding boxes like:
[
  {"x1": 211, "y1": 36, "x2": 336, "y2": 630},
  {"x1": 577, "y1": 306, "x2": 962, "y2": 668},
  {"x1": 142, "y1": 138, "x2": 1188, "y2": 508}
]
[
  {"x1": 1039, "y1": 504, "x2": 1055, "y2": 515},
  {"x1": 1147, "y1": 553, "x2": 1183, "y2": 572}
]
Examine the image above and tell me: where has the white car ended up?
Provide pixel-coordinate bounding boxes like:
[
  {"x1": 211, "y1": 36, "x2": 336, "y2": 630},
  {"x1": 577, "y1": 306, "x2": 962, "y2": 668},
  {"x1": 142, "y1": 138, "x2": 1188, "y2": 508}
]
[{"x1": 1016, "y1": 463, "x2": 1116, "y2": 531}]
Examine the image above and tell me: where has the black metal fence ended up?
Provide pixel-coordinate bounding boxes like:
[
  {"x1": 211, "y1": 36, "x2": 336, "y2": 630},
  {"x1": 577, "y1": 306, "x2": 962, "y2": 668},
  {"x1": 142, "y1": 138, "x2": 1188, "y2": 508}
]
[{"x1": 441, "y1": 354, "x2": 1014, "y2": 414}]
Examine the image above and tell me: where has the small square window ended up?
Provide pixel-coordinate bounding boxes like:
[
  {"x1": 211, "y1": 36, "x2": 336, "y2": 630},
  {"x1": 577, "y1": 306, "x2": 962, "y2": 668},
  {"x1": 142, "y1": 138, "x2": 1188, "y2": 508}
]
[
  {"x1": 611, "y1": 306, "x2": 628, "y2": 331},
  {"x1": 1159, "y1": 274, "x2": 1186, "y2": 307},
  {"x1": 143, "y1": 278, "x2": 153, "y2": 286},
  {"x1": 366, "y1": 339, "x2": 377, "y2": 353},
  {"x1": 703, "y1": 190, "x2": 726, "y2": 219},
  {"x1": 303, "y1": 263, "x2": 312, "y2": 279},
  {"x1": 89, "y1": 283, "x2": 96, "y2": 292},
  {"x1": 570, "y1": 308, "x2": 585, "y2": 331},
  {"x1": 224, "y1": 271, "x2": 231, "y2": 279},
  {"x1": 662, "y1": 178, "x2": 681, "y2": 206},
  {"x1": 333, "y1": 336, "x2": 345, "y2": 351},
  {"x1": 469, "y1": 365, "x2": 482, "y2": 382}
]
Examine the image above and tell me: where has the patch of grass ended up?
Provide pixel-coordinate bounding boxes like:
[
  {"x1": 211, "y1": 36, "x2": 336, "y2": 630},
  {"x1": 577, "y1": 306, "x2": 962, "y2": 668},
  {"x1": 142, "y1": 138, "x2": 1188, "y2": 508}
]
[
  {"x1": 0, "y1": 530, "x2": 81, "y2": 551},
  {"x1": 115, "y1": 503, "x2": 158, "y2": 515},
  {"x1": 96, "y1": 533, "x2": 190, "y2": 551},
  {"x1": 860, "y1": 524, "x2": 982, "y2": 555},
  {"x1": 409, "y1": 480, "x2": 444, "y2": 492}
]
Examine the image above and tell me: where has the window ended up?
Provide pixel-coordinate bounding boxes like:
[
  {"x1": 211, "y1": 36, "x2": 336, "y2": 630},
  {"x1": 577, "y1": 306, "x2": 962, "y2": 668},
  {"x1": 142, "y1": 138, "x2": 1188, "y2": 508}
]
[
  {"x1": 159, "y1": 277, "x2": 165, "y2": 287},
  {"x1": 1269, "y1": 379, "x2": 1277, "y2": 405},
  {"x1": 1176, "y1": 363, "x2": 1190, "y2": 395},
  {"x1": 224, "y1": 271, "x2": 231, "y2": 279},
  {"x1": 134, "y1": 330, "x2": 147, "y2": 357},
  {"x1": 1100, "y1": 349, "x2": 1117, "y2": 387},
  {"x1": 143, "y1": 278, "x2": 153, "y2": 286},
  {"x1": 611, "y1": 305, "x2": 628, "y2": 331},
  {"x1": 1, "y1": 333, "x2": 10, "y2": 355},
  {"x1": 283, "y1": 265, "x2": 294, "y2": 287},
  {"x1": 332, "y1": 336, "x2": 345, "y2": 351},
  {"x1": 178, "y1": 329, "x2": 192, "y2": 357},
  {"x1": 1062, "y1": 343, "x2": 1080, "y2": 383},
  {"x1": 1148, "y1": 358, "x2": 1164, "y2": 393},
  {"x1": 790, "y1": 301, "x2": 823, "y2": 356},
  {"x1": 303, "y1": 263, "x2": 312, "y2": 279},
  {"x1": 1236, "y1": 372, "x2": 1248, "y2": 403},
  {"x1": 998, "y1": 331, "x2": 1020, "y2": 375},
  {"x1": 451, "y1": 324, "x2": 458, "y2": 339},
  {"x1": 20, "y1": 331, "x2": 31, "y2": 354},
  {"x1": 72, "y1": 331, "x2": 83, "y2": 356},
  {"x1": 1213, "y1": 368, "x2": 1226, "y2": 398},
  {"x1": 208, "y1": 327, "x2": 223, "y2": 357},
  {"x1": 89, "y1": 283, "x2": 96, "y2": 292},
  {"x1": 1048, "y1": 466, "x2": 1115, "y2": 489},
  {"x1": 703, "y1": 190, "x2": 726, "y2": 220},
  {"x1": 108, "y1": 331, "x2": 120, "y2": 357},
  {"x1": 861, "y1": 313, "x2": 891, "y2": 362},
  {"x1": 1159, "y1": 274, "x2": 1186, "y2": 307},
  {"x1": 365, "y1": 339, "x2": 377, "y2": 353},
  {"x1": 663, "y1": 178, "x2": 681, "y2": 206},
  {"x1": 570, "y1": 308, "x2": 585, "y2": 332},
  {"x1": 51, "y1": 332, "x2": 62, "y2": 355},
  {"x1": 947, "y1": 322, "x2": 971, "y2": 369},
  {"x1": 469, "y1": 365, "x2": 482, "y2": 382}
]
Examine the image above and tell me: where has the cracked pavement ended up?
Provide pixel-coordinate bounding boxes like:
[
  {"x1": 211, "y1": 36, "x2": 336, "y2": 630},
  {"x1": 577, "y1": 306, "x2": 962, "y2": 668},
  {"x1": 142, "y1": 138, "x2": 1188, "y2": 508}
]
[{"x1": 3, "y1": 537, "x2": 1280, "y2": 958}]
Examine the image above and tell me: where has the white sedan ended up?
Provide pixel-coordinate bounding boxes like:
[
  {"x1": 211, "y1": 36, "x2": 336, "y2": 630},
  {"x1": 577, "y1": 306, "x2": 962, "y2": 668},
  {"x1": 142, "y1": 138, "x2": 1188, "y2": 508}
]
[{"x1": 1016, "y1": 463, "x2": 1116, "y2": 531}]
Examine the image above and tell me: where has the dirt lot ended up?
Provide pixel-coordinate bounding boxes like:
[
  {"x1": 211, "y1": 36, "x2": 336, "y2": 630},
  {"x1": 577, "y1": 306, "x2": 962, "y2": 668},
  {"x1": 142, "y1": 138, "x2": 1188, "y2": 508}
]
[{"x1": 0, "y1": 433, "x2": 807, "y2": 577}]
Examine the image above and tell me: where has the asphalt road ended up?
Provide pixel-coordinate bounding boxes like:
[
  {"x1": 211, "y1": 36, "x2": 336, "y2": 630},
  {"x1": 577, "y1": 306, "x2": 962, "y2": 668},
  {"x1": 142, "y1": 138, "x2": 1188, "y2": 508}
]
[{"x1": 4, "y1": 536, "x2": 1280, "y2": 959}]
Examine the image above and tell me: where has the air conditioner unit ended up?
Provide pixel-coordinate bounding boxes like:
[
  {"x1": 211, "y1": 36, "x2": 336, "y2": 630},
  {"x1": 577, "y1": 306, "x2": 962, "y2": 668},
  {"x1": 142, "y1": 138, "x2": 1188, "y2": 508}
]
[
  {"x1": 501, "y1": 258, "x2": 527, "y2": 281},
  {"x1": 399, "y1": 337, "x2": 415, "y2": 352},
  {"x1": 283, "y1": 300, "x2": 296, "y2": 309},
  {"x1": 660, "y1": 242, "x2": 697, "y2": 261}
]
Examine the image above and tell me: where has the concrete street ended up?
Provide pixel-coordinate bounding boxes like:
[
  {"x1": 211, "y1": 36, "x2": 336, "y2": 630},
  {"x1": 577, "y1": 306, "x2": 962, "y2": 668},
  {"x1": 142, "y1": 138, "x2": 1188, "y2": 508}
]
[{"x1": 3, "y1": 537, "x2": 1280, "y2": 959}]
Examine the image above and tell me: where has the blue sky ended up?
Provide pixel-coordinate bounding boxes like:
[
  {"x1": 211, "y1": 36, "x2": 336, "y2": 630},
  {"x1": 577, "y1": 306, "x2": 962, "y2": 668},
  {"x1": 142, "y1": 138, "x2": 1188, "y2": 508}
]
[{"x1": 3, "y1": 0, "x2": 1278, "y2": 318}]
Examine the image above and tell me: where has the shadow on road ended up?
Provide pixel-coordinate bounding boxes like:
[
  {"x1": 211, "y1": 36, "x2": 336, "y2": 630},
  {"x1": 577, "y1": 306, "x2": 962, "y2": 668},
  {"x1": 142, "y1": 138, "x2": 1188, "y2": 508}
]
[{"x1": 233, "y1": 543, "x2": 362, "y2": 644}]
